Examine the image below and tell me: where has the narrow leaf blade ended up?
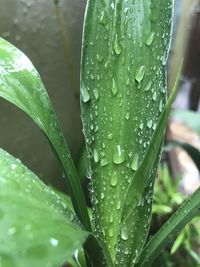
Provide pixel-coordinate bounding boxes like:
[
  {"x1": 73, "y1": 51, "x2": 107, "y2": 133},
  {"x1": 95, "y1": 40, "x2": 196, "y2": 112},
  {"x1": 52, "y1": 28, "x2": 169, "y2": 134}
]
[
  {"x1": 136, "y1": 186, "x2": 200, "y2": 267},
  {"x1": 0, "y1": 148, "x2": 88, "y2": 267}
]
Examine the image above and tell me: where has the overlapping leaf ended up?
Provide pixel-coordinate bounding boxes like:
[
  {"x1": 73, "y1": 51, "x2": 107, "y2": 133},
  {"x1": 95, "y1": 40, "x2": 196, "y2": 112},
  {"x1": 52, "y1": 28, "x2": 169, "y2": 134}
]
[
  {"x1": 0, "y1": 38, "x2": 90, "y2": 229},
  {"x1": 0, "y1": 148, "x2": 87, "y2": 267}
]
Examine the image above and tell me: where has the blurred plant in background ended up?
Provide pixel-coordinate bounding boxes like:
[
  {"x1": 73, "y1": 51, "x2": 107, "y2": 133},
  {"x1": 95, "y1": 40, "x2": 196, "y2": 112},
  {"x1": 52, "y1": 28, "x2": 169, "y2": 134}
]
[{"x1": 151, "y1": 164, "x2": 200, "y2": 267}]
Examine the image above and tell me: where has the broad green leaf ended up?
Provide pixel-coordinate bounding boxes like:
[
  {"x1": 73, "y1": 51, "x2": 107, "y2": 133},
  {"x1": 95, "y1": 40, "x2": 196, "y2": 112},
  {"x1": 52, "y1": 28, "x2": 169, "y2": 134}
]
[
  {"x1": 81, "y1": 0, "x2": 173, "y2": 265},
  {"x1": 136, "y1": 186, "x2": 200, "y2": 267},
  {"x1": 0, "y1": 148, "x2": 88, "y2": 267},
  {"x1": 170, "y1": 140, "x2": 200, "y2": 172},
  {"x1": 0, "y1": 38, "x2": 90, "y2": 230}
]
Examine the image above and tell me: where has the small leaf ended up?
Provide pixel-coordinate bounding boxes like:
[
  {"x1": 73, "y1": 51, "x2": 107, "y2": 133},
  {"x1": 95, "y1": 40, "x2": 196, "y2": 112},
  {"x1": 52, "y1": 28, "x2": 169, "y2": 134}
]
[
  {"x1": 0, "y1": 38, "x2": 90, "y2": 229},
  {"x1": 170, "y1": 230, "x2": 185, "y2": 254},
  {"x1": 136, "y1": 186, "x2": 200, "y2": 267},
  {"x1": 0, "y1": 148, "x2": 88, "y2": 267}
]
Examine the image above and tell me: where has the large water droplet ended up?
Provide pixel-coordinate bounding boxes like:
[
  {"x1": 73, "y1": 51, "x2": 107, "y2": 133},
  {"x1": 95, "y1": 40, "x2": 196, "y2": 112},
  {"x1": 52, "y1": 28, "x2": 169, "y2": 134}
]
[
  {"x1": 113, "y1": 34, "x2": 122, "y2": 55},
  {"x1": 113, "y1": 145, "x2": 125, "y2": 164},
  {"x1": 112, "y1": 77, "x2": 119, "y2": 96},
  {"x1": 147, "y1": 120, "x2": 153, "y2": 128},
  {"x1": 97, "y1": 53, "x2": 104, "y2": 63},
  {"x1": 110, "y1": 172, "x2": 118, "y2": 187},
  {"x1": 131, "y1": 153, "x2": 139, "y2": 171},
  {"x1": 121, "y1": 224, "x2": 129, "y2": 240},
  {"x1": 81, "y1": 85, "x2": 90, "y2": 103},
  {"x1": 135, "y1": 65, "x2": 145, "y2": 83},
  {"x1": 146, "y1": 32, "x2": 155, "y2": 46}
]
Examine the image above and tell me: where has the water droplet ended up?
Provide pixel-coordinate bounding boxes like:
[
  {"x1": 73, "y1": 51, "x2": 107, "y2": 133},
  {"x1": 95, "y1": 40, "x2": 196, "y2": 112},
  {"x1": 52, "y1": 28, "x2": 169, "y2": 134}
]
[
  {"x1": 116, "y1": 201, "x2": 121, "y2": 210},
  {"x1": 139, "y1": 122, "x2": 144, "y2": 130},
  {"x1": 81, "y1": 85, "x2": 90, "y2": 103},
  {"x1": 110, "y1": 172, "x2": 118, "y2": 187},
  {"x1": 121, "y1": 224, "x2": 128, "y2": 240},
  {"x1": 107, "y1": 133, "x2": 113, "y2": 140},
  {"x1": 97, "y1": 53, "x2": 104, "y2": 63},
  {"x1": 113, "y1": 34, "x2": 122, "y2": 55},
  {"x1": 112, "y1": 77, "x2": 119, "y2": 96},
  {"x1": 159, "y1": 99, "x2": 163, "y2": 112},
  {"x1": 113, "y1": 145, "x2": 126, "y2": 164},
  {"x1": 108, "y1": 228, "x2": 114, "y2": 237},
  {"x1": 109, "y1": 212, "x2": 114, "y2": 223},
  {"x1": 146, "y1": 32, "x2": 155, "y2": 46},
  {"x1": 125, "y1": 112, "x2": 129, "y2": 120},
  {"x1": 50, "y1": 238, "x2": 59, "y2": 247},
  {"x1": 144, "y1": 81, "x2": 152, "y2": 91},
  {"x1": 94, "y1": 88, "x2": 99, "y2": 101},
  {"x1": 152, "y1": 91, "x2": 157, "y2": 101},
  {"x1": 131, "y1": 153, "x2": 139, "y2": 171},
  {"x1": 93, "y1": 149, "x2": 99, "y2": 163},
  {"x1": 135, "y1": 65, "x2": 146, "y2": 83},
  {"x1": 99, "y1": 10, "x2": 108, "y2": 26},
  {"x1": 101, "y1": 192, "x2": 105, "y2": 200},
  {"x1": 147, "y1": 120, "x2": 153, "y2": 128},
  {"x1": 100, "y1": 158, "x2": 109, "y2": 167}
]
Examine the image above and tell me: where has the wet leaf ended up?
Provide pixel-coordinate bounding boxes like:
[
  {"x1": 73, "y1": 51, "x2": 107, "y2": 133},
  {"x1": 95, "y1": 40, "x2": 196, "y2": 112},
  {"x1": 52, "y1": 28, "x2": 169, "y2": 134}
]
[
  {"x1": 0, "y1": 38, "x2": 90, "y2": 230},
  {"x1": 81, "y1": 0, "x2": 173, "y2": 265},
  {"x1": 0, "y1": 148, "x2": 88, "y2": 267},
  {"x1": 136, "y1": 186, "x2": 200, "y2": 267}
]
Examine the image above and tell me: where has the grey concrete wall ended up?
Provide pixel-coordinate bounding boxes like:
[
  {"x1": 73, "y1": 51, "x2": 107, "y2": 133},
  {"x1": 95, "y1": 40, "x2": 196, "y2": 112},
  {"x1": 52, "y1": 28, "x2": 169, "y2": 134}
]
[{"x1": 0, "y1": 0, "x2": 86, "y2": 189}]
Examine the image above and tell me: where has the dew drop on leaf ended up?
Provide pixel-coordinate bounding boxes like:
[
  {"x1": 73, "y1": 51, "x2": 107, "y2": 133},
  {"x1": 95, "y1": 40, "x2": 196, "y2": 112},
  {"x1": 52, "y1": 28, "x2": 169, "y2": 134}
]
[
  {"x1": 93, "y1": 149, "x2": 99, "y2": 163},
  {"x1": 121, "y1": 224, "x2": 129, "y2": 241},
  {"x1": 135, "y1": 65, "x2": 146, "y2": 83},
  {"x1": 81, "y1": 85, "x2": 90, "y2": 103},
  {"x1": 110, "y1": 172, "x2": 118, "y2": 187},
  {"x1": 145, "y1": 32, "x2": 155, "y2": 46},
  {"x1": 131, "y1": 153, "x2": 139, "y2": 171},
  {"x1": 111, "y1": 77, "x2": 119, "y2": 96},
  {"x1": 113, "y1": 145, "x2": 126, "y2": 164}
]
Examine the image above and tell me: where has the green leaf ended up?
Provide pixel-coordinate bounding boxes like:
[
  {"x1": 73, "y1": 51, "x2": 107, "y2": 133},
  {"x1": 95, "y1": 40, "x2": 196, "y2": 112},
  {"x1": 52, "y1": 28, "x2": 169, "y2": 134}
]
[
  {"x1": 0, "y1": 37, "x2": 90, "y2": 230},
  {"x1": 152, "y1": 204, "x2": 172, "y2": 214},
  {"x1": 136, "y1": 186, "x2": 200, "y2": 267},
  {"x1": 170, "y1": 140, "x2": 200, "y2": 172},
  {"x1": 81, "y1": 0, "x2": 173, "y2": 265},
  {"x1": 122, "y1": 64, "x2": 181, "y2": 222},
  {"x1": 170, "y1": 230, "x2": 185, "y2": 254},
  {"x1": 0, "y1": 148, "x2": 88, "y2": 267}
]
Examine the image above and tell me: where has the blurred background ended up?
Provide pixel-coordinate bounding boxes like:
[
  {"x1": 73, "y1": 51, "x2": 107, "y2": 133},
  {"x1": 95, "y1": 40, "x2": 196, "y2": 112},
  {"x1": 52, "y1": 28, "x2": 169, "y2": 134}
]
[{"x1": 0, "y1": 0, "x2": 200, "y2": 266}]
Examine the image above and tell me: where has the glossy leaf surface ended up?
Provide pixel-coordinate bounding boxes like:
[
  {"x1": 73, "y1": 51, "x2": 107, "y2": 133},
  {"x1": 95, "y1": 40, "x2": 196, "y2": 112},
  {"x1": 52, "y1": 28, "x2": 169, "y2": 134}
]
[
  {"x1": 0, "y1": 38, "x2": 90, "y2": 230},
  {"x1": 0, "y1": 148, "x2": 87, "y2": 267},
  {"x1": 81, "y1": 0, "x2": 173, "y2": 265}
]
